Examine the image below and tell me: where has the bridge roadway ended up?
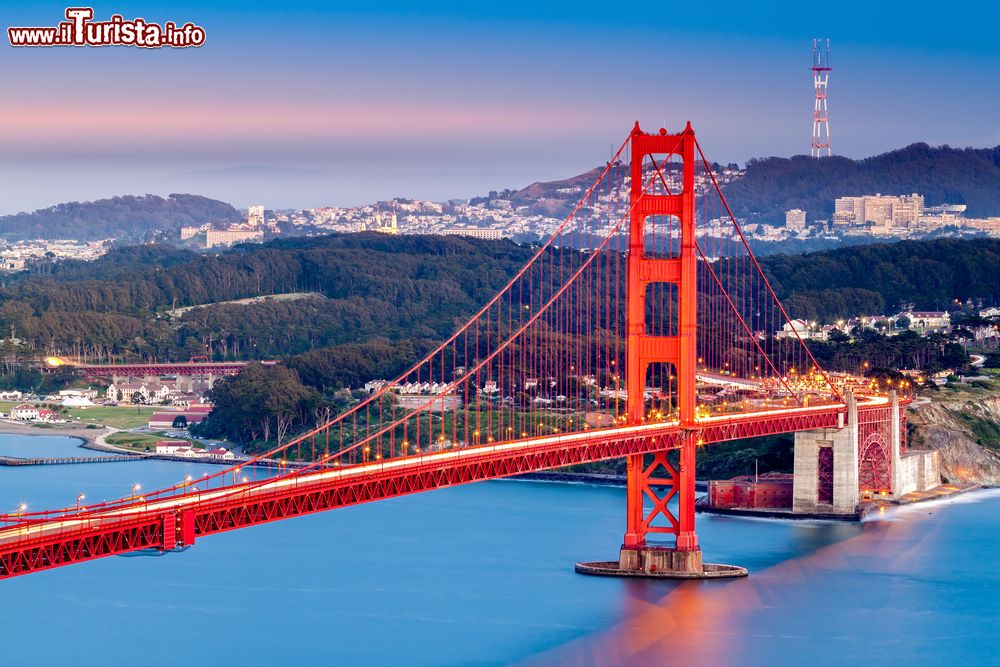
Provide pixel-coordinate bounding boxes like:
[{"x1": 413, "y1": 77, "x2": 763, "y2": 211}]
[
  {"x1": 71, "y1": 361, "x2": 276, "y2": 378},
  {"x1": 0, "y1": 396, "x2": 888, "y2": 580}
]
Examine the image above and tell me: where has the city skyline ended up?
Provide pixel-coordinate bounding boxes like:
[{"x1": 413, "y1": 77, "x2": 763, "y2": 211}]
[{"x1": 1, "y1": 0, "x2": 998, "y2": 214}]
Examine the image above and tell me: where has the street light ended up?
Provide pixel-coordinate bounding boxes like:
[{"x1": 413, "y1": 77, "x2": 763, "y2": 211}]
[
  {"x1": 131, "y1": 483, "x2": 141, "y2": 500},
  {"x1": 76, "y1": 493, "x2": 85, "y2": 510},
  {"x1": 16, "y1": 503, "x2": 26, "y2": 520}
]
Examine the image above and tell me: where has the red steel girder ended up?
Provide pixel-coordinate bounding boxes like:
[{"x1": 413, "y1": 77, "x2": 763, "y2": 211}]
[{"x1": 0, "y1": 402, "x2": 883, "y2": 581}]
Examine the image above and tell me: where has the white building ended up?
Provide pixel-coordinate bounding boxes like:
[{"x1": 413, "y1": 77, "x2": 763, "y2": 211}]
[
  {"x1": 10, "y1": 404, "x2": 39, "y2": 421},
  {"x1": 777, "y1": 319, "x2": 809, "y2": 339},
  {"x1": 440, "y1": 227, "x2": 505, "y2": 240},
  {"x1": 205, "y1": 228, "x2": 264, "y2": 248},
  {"x1": 785, "y1": 209, "x2": 807, "y2": 231},
  {"x1": 107, "y1": 381, "x2": 173, "y2": 404},
  {"x1": 897, "y1": 310, "x2": 950, "y2": 330},
  {"x1": 834, "y1": 194, "x2": 924, "y2": 228},
  {"x1": 247, "y1": 205, "x2": 265, "y2": 227},
  {"x1": 154, "y1": 441, "x2": 189, "y2": 454}
]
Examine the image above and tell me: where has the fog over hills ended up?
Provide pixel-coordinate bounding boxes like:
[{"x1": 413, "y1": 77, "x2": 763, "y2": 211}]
[{"x1": 7, "y1": 142, "x2": 1000, "y2": 242}]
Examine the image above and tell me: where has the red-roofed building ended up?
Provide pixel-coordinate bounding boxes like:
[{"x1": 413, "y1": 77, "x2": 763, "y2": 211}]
[
  {"x1": 207, "y1": 447, "x2": 235, "y2": 461},
  {"x1": 154, "y1": 441, "x2": 189, "y2": 454},
  {"x1": 10, "y1": 404, "x2": 38, "y2": 421},
  {"x1": 148, "y1": 411, "x2": 207, "y2": 430}
]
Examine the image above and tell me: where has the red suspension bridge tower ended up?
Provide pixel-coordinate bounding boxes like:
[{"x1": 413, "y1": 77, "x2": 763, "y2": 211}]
[
  {"x1": 577, "y1": 122, "x2": 746, "y2": 579},
  {"x1": 620, "y1": 123, "x2": 704, "y2": 573}
]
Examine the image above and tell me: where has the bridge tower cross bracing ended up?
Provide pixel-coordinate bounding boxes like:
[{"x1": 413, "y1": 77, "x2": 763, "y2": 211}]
[{"x1": 622, "y1": 122, "x2": 701, "y2": 570}]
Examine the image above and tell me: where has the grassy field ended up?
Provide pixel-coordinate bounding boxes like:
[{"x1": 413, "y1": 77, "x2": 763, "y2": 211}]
[
  {"x1": 104, "y1": 431, "x2": 202, "y2": 453},
  {"x1": 63, "y1": 405, "x2": 157, "y2": 429}
]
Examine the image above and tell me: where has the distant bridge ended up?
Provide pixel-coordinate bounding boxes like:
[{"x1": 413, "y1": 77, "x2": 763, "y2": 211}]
[{"x1": 43, "y1": 358, "x2": 277, "y2": 378}]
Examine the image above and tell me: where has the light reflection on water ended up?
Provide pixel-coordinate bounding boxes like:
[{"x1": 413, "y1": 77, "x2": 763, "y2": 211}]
[{"x1": 0, "y1": 434, "x2": 995, "y2": 666}]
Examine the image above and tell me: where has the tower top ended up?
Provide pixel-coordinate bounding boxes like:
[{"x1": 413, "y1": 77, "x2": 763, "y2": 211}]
[
  {"x1": 811, "y1": 39, "x2": 832, "y2": 158},
  {"x1": 812, "y1": 37, "x2": 831, "y2": 71}
]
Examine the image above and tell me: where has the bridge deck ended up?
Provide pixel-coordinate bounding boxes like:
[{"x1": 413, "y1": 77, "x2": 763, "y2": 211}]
[{"x1": 0, "y1": 397, "x2": 888, "y2": 579}]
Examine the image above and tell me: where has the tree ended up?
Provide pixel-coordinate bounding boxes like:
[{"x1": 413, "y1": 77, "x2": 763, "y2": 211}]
[
  {"x1": 193, "y1": 363, "x2": 322, "y2": 447},
  {"x1": 895, "y1": 316, "x2": 911, "y2": 329},
  {"x1": 172, "y1": 415, "x2": 188, "y2": 429}
]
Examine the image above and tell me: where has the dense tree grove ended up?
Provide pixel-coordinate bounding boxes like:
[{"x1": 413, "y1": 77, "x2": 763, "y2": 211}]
[
  {"x1": 723, "y1": 143, "x2": 1000, "y2": 224},
  {"x1": 0, "y1": 234, "x2": 535, "y2": 361},
  {"x1": 760, "y1": 238, "x2": 1000, "y2": 320},
  {"x1": 0, "y1": 194, "x2": 240, "y2": 242},
  {"x1": 194, "y1": 364, "x2": 323, "y2": 444},
  {"x1": 0, "y1": 232, "x2": 987, "y2": 448}
]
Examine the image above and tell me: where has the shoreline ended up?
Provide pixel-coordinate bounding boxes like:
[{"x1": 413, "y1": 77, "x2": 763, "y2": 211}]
[
  {"x1": 0, "y1": 424, "x2": 995, "y2": 497},
  {"x1": 0, "y1": 420, "x2": 103, "y2": 448}
]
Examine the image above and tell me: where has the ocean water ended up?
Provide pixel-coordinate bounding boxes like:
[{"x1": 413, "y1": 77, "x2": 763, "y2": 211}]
[{"x1": 0, "y1": 434, "x2": 996, "y2": 666}]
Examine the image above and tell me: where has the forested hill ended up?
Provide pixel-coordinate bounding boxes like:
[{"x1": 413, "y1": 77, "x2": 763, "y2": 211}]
[
  {"x1": 1, "y1": 233, "x2": 997, "y2": 364},
  {"x1": 723, "y1": 143, "x2": 1000, "y2": 224},
  {"x1": 760, "y1": 238, "x2": 1000, "y2": 321},
  {"x1": 0, "y1": 194, "x2": 240, "y2": 241},
  {"x1": 0, "y1": 233, "x2": 535, "y2": 361}
]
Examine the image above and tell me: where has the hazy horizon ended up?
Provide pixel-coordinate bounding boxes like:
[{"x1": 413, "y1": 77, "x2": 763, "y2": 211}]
[
  {"x1": 4, "y1": 136, "x2": 999, "y2": 216},
  {"x1": 2, "y1": 0, "x2": 998, "y2": 215}
]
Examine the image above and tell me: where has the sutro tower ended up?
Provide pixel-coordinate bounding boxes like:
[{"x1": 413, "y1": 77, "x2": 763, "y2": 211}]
[{"x1": 811, "y1": 38, "x2": 832, "y2": 157}]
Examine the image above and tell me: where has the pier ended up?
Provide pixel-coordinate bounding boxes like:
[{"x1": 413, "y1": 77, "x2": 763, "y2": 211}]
[{"x1": 0, "y1": 454, "x2": 142, "y2": 466}]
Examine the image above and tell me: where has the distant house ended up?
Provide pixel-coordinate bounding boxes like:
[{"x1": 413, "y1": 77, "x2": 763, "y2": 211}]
[
  {"x1": 777, "y1": 319, "x2": 810, "y2": 339},
  {"x1": 980, "y1": 307, "x2": 1000, "y2": 319},
  {"x1": 0, "y1": 391, "x2": 23, "y2": 401},
  {"x1": 364, "y1": 380, "x2": 388, "y2": 393},
  {"x1": 897, "y1": 310, "x2": 950, "y2": 330},
  {"x1": 59, "y1": 389, "x2": 98, "y2": 399},
  {"x1": 10, "y1": 403, "x2": 38, "y2": 421},
  {"x1": 173, "y1": 447, "x2": 203, "y2": 458},
  {"x1": 107, "y1": 381, "x2": 173, "y2": 405},
  {"x1": 154, "y1": 440, "x2": 189, "y2": 454},
  {"x1": 206, "y1": 447, "x2": 235, "y2": 461},
  {"x1": 169, "y1": 393, "x2": 201, "y2": 407},
  {"x1": 36, "y1": 409, "x2": 56, "y2": 422}
]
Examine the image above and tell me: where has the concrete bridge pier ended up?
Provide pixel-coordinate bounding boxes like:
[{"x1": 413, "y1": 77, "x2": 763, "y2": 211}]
[
  {"x1": 792, "y1": 390, "x2": 942, "y2": 516},
  {"x1": 793, "y1": 391, "x2": 859, "y2": 514}
]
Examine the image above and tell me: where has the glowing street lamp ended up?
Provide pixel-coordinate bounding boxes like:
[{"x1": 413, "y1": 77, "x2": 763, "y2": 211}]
[
  {"x1": 76, "y1": 493, "x2": 85, "y2": 510},
  {"x1": 131, "y1": 483, "x2": 141, "y2": 500}
]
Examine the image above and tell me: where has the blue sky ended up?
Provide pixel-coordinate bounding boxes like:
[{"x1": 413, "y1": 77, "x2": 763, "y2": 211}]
[{"x1": 1, "y1": 0, "x2": 997, "y2": 213}]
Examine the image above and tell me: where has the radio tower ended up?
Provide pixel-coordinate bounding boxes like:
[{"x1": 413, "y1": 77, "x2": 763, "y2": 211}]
[{"x1": 811, "y1": 38, "x2": 832, "y2": 157}]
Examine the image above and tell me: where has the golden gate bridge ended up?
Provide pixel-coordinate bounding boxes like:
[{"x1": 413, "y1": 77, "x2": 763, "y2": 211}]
[{"x1": 0, "y1": 122, "x2": 904, "y2": 580}]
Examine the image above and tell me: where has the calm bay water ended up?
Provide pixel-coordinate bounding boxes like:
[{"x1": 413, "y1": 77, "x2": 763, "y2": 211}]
[{"x1": 0, "y1": 434, "x2": 997, "y2": 666}]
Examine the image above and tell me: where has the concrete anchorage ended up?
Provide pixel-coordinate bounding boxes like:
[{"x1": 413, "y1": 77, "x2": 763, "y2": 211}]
[{"x1": 792, "y1": 390, "x2": 941, "y2": 516}]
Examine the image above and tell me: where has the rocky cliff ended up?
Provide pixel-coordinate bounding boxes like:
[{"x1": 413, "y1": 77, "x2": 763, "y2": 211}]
[{"x1": 908, "y1": 388, "x2": 1000, "y2": 486}]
